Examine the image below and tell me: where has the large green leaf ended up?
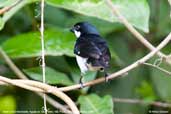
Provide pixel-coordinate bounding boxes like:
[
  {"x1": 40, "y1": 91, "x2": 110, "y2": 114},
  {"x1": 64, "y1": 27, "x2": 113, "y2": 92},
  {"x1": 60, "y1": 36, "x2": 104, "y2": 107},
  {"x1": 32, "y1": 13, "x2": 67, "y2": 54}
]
[
  {"x1": 46, "y1": 0, "x2": 150, "y2": 32},
  {"x1": 0, "y1": 95, "x2": 16, "y2": 114},
  {"x1": 1, "y1": 28, "x2": 75, "y2": 58},
  {"x1": 23, "y1": 67, "x2": 73, "y2": 85},
  {"x1": 44, "y1": 5, "x2": 124, "y2": 35},
  {"x1": 78, "y1": 94, "x2": 114, "y2": 114}
]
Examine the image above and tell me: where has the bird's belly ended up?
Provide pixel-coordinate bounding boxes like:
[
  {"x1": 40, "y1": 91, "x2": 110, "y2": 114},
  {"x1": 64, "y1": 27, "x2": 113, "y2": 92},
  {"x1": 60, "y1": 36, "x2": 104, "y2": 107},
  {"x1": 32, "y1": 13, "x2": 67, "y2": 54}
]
[{"x1": 76, "y1": 55, "x2": 88, "y2": 74}]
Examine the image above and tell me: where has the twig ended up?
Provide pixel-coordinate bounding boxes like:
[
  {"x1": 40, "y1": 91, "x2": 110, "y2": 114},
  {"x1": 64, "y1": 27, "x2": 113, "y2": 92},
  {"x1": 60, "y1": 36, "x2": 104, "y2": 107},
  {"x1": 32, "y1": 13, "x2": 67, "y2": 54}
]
[
  {"x1": 0, "y1": 48, "x2": 27, "y2": 79},
  {"x1": 40, "y1": 0, "x2": 47, "y2": 113},
  {"x1": 113, "y1": 98, "x2": 171, "y2": 108},
  {"x1": 0, "y1": 77, "x2": 43, "y2": 92},
  {"x1": 0, "y1": 0, "x2": 22, "y2": 15},
  {"x1": 59, "y1": 32, "x2": 171, "y2": 92},
  {"x1": 0, "y1": 76, "x2": 80, "y2": 114},
  {"x1": 106, "y1": 0, "x2": 169, "y2": 62},
  {"x1": 0, "y1": 48, "x2": 72, "y2": 113},
  {"x1": 153, "y1": 57, "x2": 163, "y2": 66},
  {"x1": 143, "y1": 63, "x2": 171, "y2": 75}
]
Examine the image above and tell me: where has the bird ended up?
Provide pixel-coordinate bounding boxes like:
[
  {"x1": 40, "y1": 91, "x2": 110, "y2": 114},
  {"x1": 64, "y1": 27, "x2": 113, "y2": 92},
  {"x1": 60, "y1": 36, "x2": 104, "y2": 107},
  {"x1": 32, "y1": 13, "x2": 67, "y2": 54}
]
[{"x1": 70, "y1": 22, "x2": 111, "y2": 87}]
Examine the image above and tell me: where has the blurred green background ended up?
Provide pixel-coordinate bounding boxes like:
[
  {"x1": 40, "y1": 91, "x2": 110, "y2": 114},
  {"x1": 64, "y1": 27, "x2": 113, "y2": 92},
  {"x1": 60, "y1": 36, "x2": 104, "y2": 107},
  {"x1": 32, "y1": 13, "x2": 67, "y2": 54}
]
[{"x1": 0, "y1": 0, "x2": 171, "y2": 114}]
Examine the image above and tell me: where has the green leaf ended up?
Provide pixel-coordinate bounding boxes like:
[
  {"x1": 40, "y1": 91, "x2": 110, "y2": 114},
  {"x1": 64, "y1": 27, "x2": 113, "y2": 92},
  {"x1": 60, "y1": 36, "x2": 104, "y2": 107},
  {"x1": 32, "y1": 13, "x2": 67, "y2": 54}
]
[
  {"x1": 78, "y1": 94, "x2": 114, "y2": 114},
  {"x1": 0, "y1": 95, "x2": 16, "y2": 114},
  {"x1": 46, "y1": 0, "x2": 150, "y2": 32},
  {"x1": 1, "y1": 28, "x2": 75, "y2": 58},
  {"x1": 23, "y1": 67, "x2": 73, "y2": 85},
  {"x1": 44, "y1": 5, "x2": 124, "y2": 35},
  {"x1": 151, "y1": 60, "x2": 171, "y2": 101}
]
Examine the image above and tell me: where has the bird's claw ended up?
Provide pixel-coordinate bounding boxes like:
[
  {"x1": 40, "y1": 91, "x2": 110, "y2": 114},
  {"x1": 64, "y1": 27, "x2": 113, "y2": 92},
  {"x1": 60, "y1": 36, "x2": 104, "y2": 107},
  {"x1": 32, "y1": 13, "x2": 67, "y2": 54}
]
[
  {"x1": 79, "y1": 75, "x2": 84, "y2": 88},
  {"x1": 79, "y1": 81, "x2": 84, "y2": 88},
  {"x1": 105, "y1": 73, "x2": 109, "y2": 82}
]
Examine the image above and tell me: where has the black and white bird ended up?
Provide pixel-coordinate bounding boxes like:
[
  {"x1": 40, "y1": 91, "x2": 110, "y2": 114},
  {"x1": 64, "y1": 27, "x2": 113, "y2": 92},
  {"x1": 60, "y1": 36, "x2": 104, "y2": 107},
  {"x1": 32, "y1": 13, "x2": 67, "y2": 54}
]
[{"x1": 70, "y1": 22, "x2": 111, "y2": 86}]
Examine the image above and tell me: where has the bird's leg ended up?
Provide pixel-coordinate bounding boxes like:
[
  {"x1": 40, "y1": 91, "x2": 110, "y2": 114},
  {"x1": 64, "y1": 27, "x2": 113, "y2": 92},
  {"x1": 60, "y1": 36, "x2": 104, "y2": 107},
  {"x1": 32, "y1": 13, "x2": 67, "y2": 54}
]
[
  {"x1": 79, "y1": 73, "x2": 84, "y2": 88},
  {"x1": 104, "y1": 71, "x2": 109, "y2": 82}
]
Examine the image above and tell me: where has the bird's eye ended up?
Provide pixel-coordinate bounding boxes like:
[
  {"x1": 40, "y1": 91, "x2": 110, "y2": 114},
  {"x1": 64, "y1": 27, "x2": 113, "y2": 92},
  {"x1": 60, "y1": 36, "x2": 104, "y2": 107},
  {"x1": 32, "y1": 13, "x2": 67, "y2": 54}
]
[{"x1": 75, "y1": 25, "x2": 80, "y2": 31}]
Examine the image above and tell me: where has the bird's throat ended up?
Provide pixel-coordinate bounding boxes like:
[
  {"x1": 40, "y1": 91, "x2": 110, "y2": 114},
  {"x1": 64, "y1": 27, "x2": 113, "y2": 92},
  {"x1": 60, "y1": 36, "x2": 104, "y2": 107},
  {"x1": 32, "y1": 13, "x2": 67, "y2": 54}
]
[{"x1": 74, "y1": 31, "x2": 81, "y2": 38}]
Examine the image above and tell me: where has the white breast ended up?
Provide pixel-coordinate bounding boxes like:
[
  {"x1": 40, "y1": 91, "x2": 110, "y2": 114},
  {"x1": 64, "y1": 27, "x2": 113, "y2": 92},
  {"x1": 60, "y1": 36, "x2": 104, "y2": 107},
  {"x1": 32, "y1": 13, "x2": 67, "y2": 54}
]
[{"x1": 76, "y1": 55, "x2": 88, "y2": 74}]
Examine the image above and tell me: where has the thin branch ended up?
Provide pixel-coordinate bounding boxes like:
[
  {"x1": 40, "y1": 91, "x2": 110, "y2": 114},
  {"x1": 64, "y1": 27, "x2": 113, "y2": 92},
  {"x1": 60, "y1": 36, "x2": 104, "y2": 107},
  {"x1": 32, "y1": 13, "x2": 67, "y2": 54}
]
[
  {"x1": 0, "y1": 77, "x2": 43, "y2": 92},
  {"x1": 143, "y1": 62, "x2": 171, "y2": 75},
  {"x1": 0, "y1": 48, "x2": 27, "y2": 79},
  {"x1": 40, "y1": 0, "x2": 47, "y2": 113},
  {"x1": 0, "y1": 76, "x2": 80, "y2": 114},
  {"x1": 113, "y1": 98, "x2": 171, "y2": 108},
  {"x1": 0, "y1": 48, "x2": 72, "y2": 113},
  {"x1": 0, "y1": 0, "x2": 22, "y2": 15},
  {"x1": 59, "y1": 32, "x2": 171, "y2": 92},
  {"x1": 106, "y1": 0, "x2": 170, "y2": 63},
  {"x1": 1, "y1": 78, "x2": 171, "y2": 109},
  {"x1": 0, "y1": 81, "x2": 7, "y2": 85}
]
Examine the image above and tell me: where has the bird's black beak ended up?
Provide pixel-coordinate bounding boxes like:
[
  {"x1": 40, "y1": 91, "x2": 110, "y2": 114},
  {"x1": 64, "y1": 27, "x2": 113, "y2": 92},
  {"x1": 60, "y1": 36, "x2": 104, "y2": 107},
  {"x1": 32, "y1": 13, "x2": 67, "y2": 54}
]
[{"x1": 70, "y1": 27, "x2": 75, "y2": 33}]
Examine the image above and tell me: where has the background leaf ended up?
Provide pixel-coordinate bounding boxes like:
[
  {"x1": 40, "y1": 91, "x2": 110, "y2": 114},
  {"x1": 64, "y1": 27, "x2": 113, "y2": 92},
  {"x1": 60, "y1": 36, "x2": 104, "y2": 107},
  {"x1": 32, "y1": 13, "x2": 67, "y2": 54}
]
[
  {"x1": 0, "y1": 95, "x2": 16, "y2": 114},
  {"x1": 151, "y1": 59, "x2": 171, "y2": 101},
  {"x1": 46, "y1": 0, "x2": 150, "y2": 32},
  {"x1": 1, "y1": 28, "x2": 75, "y2": 58},
  {"x1": 78, "y1": 94, "x2": 114, "y2": 114},
  {"x1": 23, "y1": 66, "x2": 73, "y2": 85}
]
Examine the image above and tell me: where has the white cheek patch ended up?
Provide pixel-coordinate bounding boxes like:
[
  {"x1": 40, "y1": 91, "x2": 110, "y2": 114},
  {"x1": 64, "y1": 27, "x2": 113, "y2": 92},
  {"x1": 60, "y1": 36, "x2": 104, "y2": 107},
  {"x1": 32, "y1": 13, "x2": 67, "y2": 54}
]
[{"x1": 74, "y1": 30, "x2": 81, "y2": 38}]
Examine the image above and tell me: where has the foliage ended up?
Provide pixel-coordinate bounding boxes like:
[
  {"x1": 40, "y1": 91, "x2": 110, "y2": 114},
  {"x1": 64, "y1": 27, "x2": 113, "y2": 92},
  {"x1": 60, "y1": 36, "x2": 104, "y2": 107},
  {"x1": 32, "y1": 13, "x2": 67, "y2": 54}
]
[
  {"x1": 23, "y1": 67, "x2": 73, "y2": 85},
  {"x1": 1, "y1": 28, "x2": 75, "y2": 58},
  {"x1": 78, "y1": 94, "x2": 113, "y2": 114},
  {"x1": 0, "y1": 0, "x2": 171, "y2": 114},
  {"x1": 0, "y1": 95, "x2": 16, "y2": 114}
]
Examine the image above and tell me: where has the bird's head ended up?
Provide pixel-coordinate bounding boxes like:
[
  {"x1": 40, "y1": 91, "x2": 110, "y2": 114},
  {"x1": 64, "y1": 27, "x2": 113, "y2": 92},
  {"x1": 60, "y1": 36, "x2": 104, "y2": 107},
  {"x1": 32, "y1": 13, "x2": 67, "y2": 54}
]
[{"x1": 70, "y1": 22, "x2": 99, "y2": 38}]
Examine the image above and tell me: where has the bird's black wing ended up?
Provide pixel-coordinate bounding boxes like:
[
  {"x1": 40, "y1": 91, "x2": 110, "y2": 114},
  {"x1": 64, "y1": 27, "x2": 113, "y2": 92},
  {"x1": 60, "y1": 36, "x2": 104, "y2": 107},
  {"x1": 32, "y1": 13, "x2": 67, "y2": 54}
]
[
  {"x1": 86, "y1": 34, "x2": 111, "y2": 68},
  {"x1": 74, "y1": 37, "x2": 102, "y2": 59}
]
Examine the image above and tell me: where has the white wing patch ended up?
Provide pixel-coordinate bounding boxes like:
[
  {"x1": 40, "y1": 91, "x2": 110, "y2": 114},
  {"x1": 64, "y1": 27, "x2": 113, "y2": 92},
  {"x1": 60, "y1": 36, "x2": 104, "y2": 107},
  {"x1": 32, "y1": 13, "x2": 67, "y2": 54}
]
[{"x1": 76, "y1": 55, "x2": 88, "y2": 74}]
